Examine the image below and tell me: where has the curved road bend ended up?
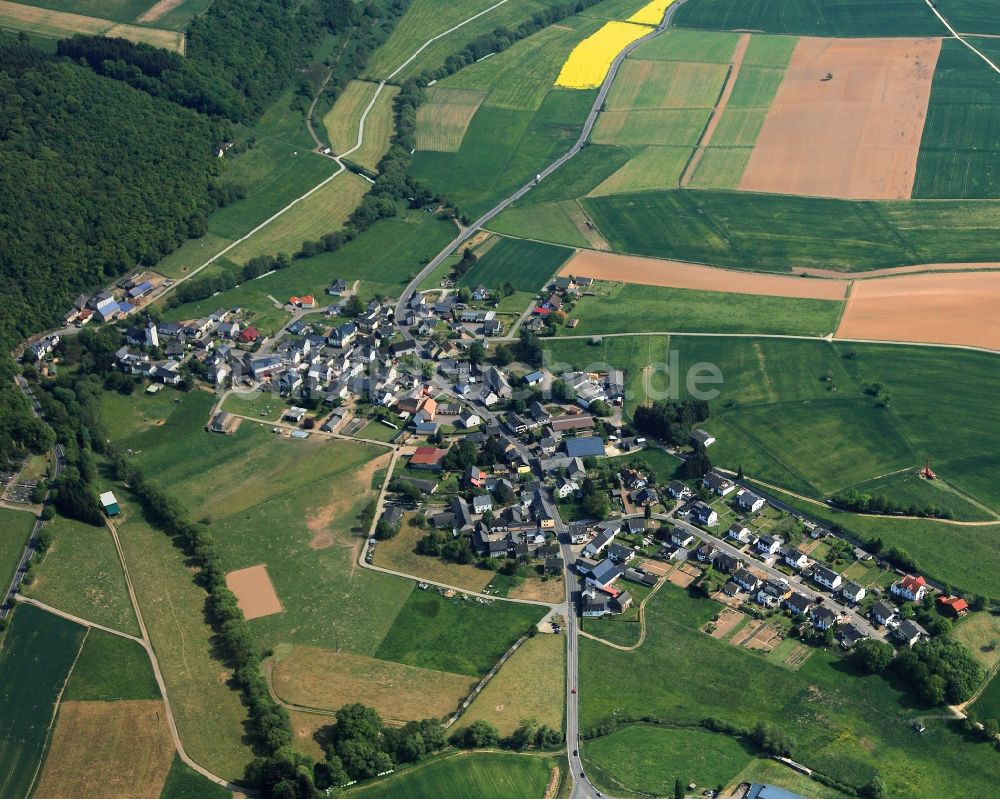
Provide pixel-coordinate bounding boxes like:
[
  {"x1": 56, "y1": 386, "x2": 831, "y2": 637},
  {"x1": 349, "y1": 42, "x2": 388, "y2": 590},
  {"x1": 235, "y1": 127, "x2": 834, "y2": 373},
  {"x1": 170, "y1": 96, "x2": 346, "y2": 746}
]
[{"x1": 394, "y1": 0, "x2": 692, "y2": 331}]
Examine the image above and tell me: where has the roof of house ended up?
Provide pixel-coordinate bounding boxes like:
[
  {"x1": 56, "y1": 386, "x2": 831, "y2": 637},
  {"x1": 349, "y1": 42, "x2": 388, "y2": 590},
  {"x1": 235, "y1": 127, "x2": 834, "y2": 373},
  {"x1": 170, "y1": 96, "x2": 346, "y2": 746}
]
[
  {"x1": 99, "y1": 491, "x2": 118, "y2": 508},
  {"x1": 873, "y1": 599, "x2": 896, "y2": 619},
  {"x1": 410, "y1": 446, "x2": 449, "y2": 466},
  {"x1": 747, "y1": 783, "x2": 808, "y2": 799},
  {"x1": 900, "y1": 574, "x2": 926, "y2": 592},
  {"x1": 813, "y1": 564, "x2": 840, "y2": 583},
  {"x1": 939, "y1": 596, "x2": 970, "y2": 613},
  {"x1": 564, "y1": 436, "x2": 605, "y2": 458}
]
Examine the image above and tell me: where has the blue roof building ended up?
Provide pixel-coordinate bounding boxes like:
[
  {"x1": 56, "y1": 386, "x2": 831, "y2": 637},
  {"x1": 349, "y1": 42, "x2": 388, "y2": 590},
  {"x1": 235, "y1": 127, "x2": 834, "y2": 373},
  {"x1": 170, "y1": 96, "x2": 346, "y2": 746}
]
[
  {"x1": 746, "y1": 784, "x2": 808, "y2": 799},
  {"x1": 564, "y1": 436, "x2": 605, "y2": 458}
]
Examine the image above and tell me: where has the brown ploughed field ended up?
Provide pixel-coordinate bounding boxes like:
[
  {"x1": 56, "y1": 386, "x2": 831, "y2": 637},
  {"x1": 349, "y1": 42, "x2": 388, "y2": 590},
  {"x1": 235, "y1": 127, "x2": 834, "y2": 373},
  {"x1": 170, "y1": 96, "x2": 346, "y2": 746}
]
[{"x1": 739, "y1": 37, "x2": 941, "y2": 199}]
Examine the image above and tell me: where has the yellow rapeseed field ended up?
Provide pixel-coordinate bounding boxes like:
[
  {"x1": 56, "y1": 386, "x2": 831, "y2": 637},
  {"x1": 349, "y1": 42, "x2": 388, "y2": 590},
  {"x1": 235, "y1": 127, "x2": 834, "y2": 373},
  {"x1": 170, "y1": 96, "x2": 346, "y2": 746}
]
[
  {"x1": 628, "y1": 0, "x2": 675, "y2": 26},
  {"x1": 555, "y1": 21, "x2": 652, "y2": 89}
]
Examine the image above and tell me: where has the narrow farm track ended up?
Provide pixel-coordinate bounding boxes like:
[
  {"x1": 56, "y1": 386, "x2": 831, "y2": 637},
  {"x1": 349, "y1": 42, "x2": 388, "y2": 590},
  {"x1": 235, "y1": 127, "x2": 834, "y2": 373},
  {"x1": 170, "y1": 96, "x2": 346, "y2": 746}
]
[
  {"x1": 578, "y1": 573, "x2": 667, "y2": 652},
  {"x1": 103, "y1": 519, "x2": 251, "y2": 793},
  {"x1": 14, "y1": 595, "x2": 141, "y2": 643},
  {"x1": 743, "y1": 475, "x2": 1000, "y2": 527},
  {"x1": 149, "y1": 0, "x2": 521, "y2": 309},
  {"x1": 925, "y1": 2, "x2": 1000, "y2": 75}
]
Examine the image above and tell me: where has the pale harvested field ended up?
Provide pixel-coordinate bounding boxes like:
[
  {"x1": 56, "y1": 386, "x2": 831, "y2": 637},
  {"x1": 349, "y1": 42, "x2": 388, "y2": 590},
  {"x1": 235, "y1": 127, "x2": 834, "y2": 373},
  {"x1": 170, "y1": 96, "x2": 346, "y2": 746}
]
[
  {"x1": 272, "y1": 647, "x2": 473, "y2": 724},
  {"x1": 461, "y1": 634, "x2": 564, "y2": 736},
  {"x1": 226, "y1": 564, "x2": 283, "y2": 620},
  {"x1": 415, "y1": 87, "x2": 487, "y2": 152},
  {"x1": 0, "y1": 1, "x2": 183, "y2": 51},
  {"x1": 837, "y1": 271, "x2": 1000, "y2": 352},
  {"x1": 740, "y1": 37, "x2": 941, "y2": 199},
  {"x1": 560, "y1": 250, "x2": 849, "y2": 300},
  {"x1": 34, "y1": 700, "x2": 174, "y2": 799},
  {"x1": 135, "y1": 0, "x2": 181, "y2": 23},
  {"x1": 506, "y1": 576, "x2": 566, "y2": 603}
]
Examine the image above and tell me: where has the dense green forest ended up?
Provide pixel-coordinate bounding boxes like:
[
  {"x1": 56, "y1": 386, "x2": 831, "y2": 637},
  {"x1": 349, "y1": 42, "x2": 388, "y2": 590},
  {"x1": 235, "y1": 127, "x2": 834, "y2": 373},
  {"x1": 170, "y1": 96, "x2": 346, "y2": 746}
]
[
  {"x1": 0, "y1": 0, "x2": 409, "y2": 469},
  {"x1": 0, "y1": 34, "x2": 226, "y2": 350}
]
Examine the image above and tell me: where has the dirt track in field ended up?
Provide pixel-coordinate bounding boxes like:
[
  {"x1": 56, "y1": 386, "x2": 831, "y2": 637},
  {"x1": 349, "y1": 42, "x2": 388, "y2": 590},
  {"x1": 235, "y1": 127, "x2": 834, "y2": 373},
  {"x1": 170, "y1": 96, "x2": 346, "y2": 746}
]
[
  {"x1": 739, "y1": 36, "x2": 941, "y2": 199},
  {"x1": 837, "y1": 271, "x2": 1000, "y2": 351},
  {"x1": 561, "y1": 250, "x2": 849, "y2": 300},
  {"x1": 681, "y1": 33, "x2": 750, "y2": 187},
  {"x1": 225, "y1": 564, "x2": 283, "y2": 620},
  {"x1": 799, "y1": 262, "x2": 1000, "y2": 279},
  {"x1": 135, "y1": 0, "x2": 181, "y2": 23}
]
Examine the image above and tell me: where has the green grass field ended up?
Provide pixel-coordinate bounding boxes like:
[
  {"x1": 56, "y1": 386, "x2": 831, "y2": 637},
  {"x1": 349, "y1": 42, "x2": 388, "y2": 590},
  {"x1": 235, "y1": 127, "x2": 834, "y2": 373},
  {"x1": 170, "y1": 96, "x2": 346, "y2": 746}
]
[
  {"x1": 225, "y1": 170, "x2": 370, "y2": 263},
  {"x1": 25, "y1": 514, "x2": 141, "y2": 637},
  {"x1": 159, "y1": 755, "x2": 232, "y2": 799},
  {"x1": 912, "y1": 39, "x2": 1000, "y2": 199},
  {"x1": 0, "y1": 603, "x2": 86, "y2": 799},
  {"x1": 559, "y1": 283, "x2": 844, "y2": 336},
  {"x1": 459, "y1": 236, "x2": 572, "y2": 293},
  {"x1": 350, "y1": 751, "x2": 556, "y2": 799},
  {"x1": 0, "y1": 508, "x2": 34, "y2": 607},
  {"x1": 365, "y1": 0, "x2": 577, "y2": 81},
  {"x1": 590, "y1": 146, "x2": 694, "y2": 194},
  {"x1": 970, "y1": 670, "x2": 1000, "y2": 722},
  {"x1": 924, "y1": 0, "x2": 1000, "y2": 34},
  {"x1": 63, "y1": 630, "x2": 159, "y2": 701},
  {"x1": 580, "y1": 189, "x2": 1000, "y2": 271},
  {"x1": 673, "y1": 0, "x2": 944, "y2": 37},
  {"x1": 441, "y1": 14, "x2": 604, "y2": 111},
  {"x1": 579, "y1": 583, "x2": 999, "y2": 799},
  {"x1": 591, "y1": 108, "x2": 711, "y2": 147},
  {"x1": 584, "y1": 725, "x2": 752, "y2": 796},
  {"x1": 846, "y1": 469, "x2": 995, "y2": 522},
  {"x1": 415, "y1": 87, "x2": 487, "y2": 152},
  {"x1": 411, "y1": 89, "x2": 597, "y2": 217},
  {"x1": 166, "y1": 207, "x2": 458, "y2": 326},
  {"x1": 606, "y1": 59, "x2": 730, "y2": 111},
  {"x1": 374, "y1": 590, "x2": 545, "y2": 677},
  {"x1": 630, "y1": 26, "x2": 740, "y2": 62}
]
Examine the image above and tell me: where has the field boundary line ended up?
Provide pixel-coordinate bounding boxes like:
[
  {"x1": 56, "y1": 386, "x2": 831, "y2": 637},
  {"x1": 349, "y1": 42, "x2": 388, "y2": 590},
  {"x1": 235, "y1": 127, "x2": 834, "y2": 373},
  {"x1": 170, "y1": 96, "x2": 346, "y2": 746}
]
[
  {"x1": 680, "y1": 33, "x2": 750, "y2": 187},
  {"x1": 24, "y1": 626, "x2": 88, "y2": 799},
  {"x1": 924, "y1": 0, "x2": 1000, "y2": 75},
  {"x1": 13, "y1": 595, "x2": 142, "y2": 643}
]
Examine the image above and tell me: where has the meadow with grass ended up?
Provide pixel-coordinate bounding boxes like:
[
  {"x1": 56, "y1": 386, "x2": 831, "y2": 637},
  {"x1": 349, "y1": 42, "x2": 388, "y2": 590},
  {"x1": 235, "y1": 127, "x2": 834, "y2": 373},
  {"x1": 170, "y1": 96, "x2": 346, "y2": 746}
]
[
  {"x1": 913, "y1": 39, "x2": 1000, "y2": 199},
  {"x1": 375, "y1": 590, "x2": 545, "y2": 677},
  {"x1": 580, "y1": 583, "x2": 1000, "y2": 799},
  {"x1": 584, "y1": 725, "x2": 753, "y2": 797},
  {"x1": 0, "y1": 507, "x2": 35, "y2": 601},
  {"x1": 26, "y1": 515, "x2": 140, "y2": 637},
  {"x1": 673, "y1": 0, "x2": 943, "y2": 37},
  {"x1": 560, "y1": 282, "x2": 844, "y2": 336},
  {"x1": 350, "y1": 751, "x2": 558, "y2": 799},
  {"x1": 461, "y1": 633, "x2": 565, "y2": 735},
  {"x1": 460, "y1": 236, "x2": 572, "y2": 293}
]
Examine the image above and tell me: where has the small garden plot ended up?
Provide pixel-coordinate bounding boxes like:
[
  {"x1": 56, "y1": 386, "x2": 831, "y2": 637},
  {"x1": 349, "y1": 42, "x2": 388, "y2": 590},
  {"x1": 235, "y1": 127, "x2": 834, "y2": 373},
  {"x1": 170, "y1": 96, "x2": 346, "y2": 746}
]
[
  {"x1": 737, "y1": 621, "x2": 783, "y2": 653},
  {"x1": 775, "y1": 640, "x2": 813, "y2": 670},
  {"x1": 705, "y1": 607, "x2": 745, "y2": 639},
  {"x1": 225, "y1": 564, "x2": 283, "y2": 620},
  {"x1": 667, "y1": 562, "x2": 701, "y2": 588}
]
